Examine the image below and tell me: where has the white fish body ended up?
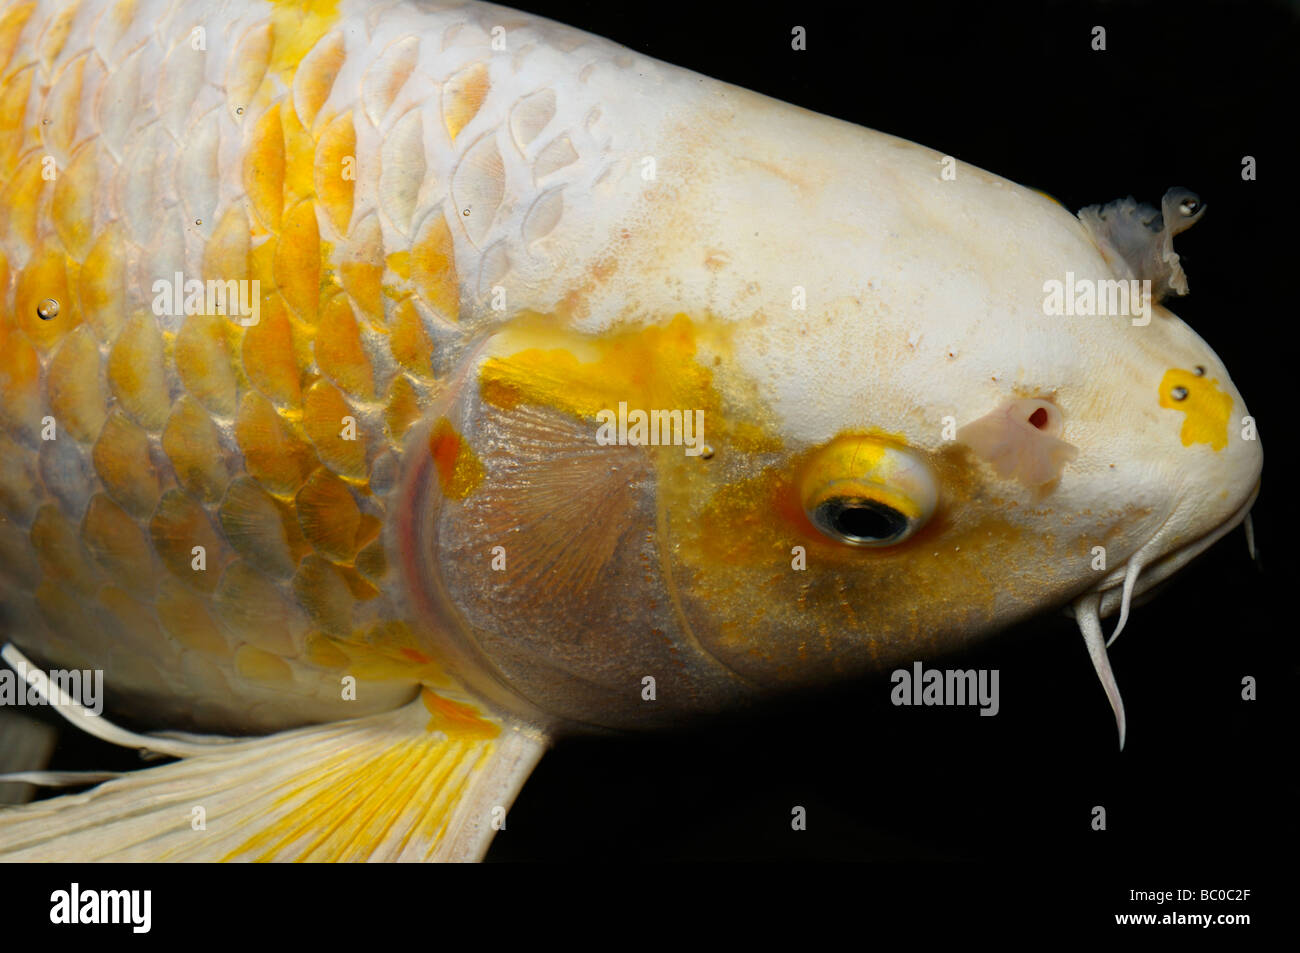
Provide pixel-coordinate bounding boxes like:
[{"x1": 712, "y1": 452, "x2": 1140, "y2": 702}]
[{"x1": 0, "y1": 0, "x2": 1262, "y2": 860}]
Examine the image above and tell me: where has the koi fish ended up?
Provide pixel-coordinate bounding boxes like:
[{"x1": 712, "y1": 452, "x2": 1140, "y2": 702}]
[{"x1": 0, "y1": 0, "x2": 1262, "y2": 860}]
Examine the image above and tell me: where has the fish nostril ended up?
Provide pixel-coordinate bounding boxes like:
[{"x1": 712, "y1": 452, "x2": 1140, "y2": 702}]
[{"x1": 1027, "y1": 407, "x2": 1049, "y2": 429}]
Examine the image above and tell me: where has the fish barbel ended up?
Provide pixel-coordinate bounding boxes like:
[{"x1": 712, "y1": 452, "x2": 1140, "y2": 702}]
[{"x1": 0, "y1": 0, "x2": 1263, "y2": 860}]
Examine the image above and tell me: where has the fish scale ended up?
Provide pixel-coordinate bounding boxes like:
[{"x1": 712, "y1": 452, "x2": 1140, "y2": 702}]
[{"x1": 0, "y1": 0, "x2": 629, "y2": 732}]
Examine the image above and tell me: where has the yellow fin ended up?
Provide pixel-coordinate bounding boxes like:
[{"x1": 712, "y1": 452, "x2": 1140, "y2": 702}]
[{"x1": 0, "y1": 693, "x2": 547, "y2": 862}]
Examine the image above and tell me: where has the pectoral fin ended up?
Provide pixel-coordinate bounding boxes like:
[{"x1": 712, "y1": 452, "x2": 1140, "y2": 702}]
[{"x1": 0, "y1": 667, "x2": 547, "y2": 862}]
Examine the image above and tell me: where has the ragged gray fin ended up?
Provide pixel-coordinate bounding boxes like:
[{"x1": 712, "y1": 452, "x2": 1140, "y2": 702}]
[{"x1": 1078, "y1": 188, "x2": 1206, "y2": 301}]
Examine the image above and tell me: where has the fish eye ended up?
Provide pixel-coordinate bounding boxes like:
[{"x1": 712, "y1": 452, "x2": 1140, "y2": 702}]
[
  {"x1": 799, "y1": 437, "x2": 938, "y2": 548},
  {"x1": 812, "y1": 497, "x2": 912, "y2": 546}
]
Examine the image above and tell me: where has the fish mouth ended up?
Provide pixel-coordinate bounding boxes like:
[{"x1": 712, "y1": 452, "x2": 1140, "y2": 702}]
[
  {"x1": 1070, "y1": 477, "x2": 1261, "y2": 751},
  {"x1": 1088, "y1": 478, "x2": 1261, "y2": 620}
]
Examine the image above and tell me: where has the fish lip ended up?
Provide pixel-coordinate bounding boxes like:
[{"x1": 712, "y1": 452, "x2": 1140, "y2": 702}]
[{"x1": 1087, "y1": 478, "x2": 1260, "y2": 617}]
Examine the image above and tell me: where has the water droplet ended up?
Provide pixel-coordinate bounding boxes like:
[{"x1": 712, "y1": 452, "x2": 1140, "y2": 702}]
[
  {"x1": 195, "y1": 219, "x2": 202, "y2": 226},
  {"x1": 1171, "y1": 386, "x2": 1189, "y2": 401},
  {"x1": 235, "y1": 106, "x2": 244, "y2": 115},
  {"x1": 462, "y1": 207, "x2": 471, "y2": 216},
  {"x1": 36, "y1": 298, "x2": 59, "y2": 320}
]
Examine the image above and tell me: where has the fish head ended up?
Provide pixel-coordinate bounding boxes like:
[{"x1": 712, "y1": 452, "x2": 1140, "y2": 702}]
[{"x1": 398, "y1": 101, "x2": 1261, "y2": 736}]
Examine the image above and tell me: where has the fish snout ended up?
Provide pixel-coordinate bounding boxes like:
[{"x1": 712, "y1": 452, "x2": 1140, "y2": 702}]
[
  {"x1": 1154, "y1": 354, "x2": 1262, "y2": 537},
  {"x1": 1097, "y1": 343, "x2": 1262, "y2": 618}
]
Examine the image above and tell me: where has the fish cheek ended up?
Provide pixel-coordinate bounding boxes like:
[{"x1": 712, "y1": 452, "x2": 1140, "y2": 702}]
[{"x1": 659, "y1": 444, "x2": 1047, "y2": 686}]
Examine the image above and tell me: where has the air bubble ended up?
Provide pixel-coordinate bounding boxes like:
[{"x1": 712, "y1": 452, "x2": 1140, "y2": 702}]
[{"x1": 36, "y1": 298, "x2": 59, "y2": 320}]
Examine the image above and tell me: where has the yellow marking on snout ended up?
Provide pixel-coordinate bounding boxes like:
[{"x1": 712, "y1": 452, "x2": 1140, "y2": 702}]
[{"x1": 1159, "y1": 368, "x2": 1231, "y2": 451}]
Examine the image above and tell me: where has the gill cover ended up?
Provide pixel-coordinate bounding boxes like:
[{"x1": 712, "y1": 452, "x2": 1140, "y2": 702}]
[{"x1": 398, "y1": 328, "x2": 752, "y2": 731}]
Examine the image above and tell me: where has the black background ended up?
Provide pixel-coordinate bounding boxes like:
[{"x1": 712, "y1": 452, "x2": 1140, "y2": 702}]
[{"x1": 18, "y1": 0, "x2": 1295, "y2": 915}]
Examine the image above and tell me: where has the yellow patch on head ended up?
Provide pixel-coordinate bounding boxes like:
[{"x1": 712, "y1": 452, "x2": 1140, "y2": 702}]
[
  {"x1": 478, "y1": 312, "x2": 713, "y2": 420},
  {"x1": 475, "y1": 312, "x2": 780, "y2": 464},
  {"x1": 1159, "y1": 368, "x2": 1231, "y2": 451}
]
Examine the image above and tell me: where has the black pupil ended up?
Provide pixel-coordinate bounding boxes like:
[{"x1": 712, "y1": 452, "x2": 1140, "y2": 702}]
[{"x1": 820, "y1": 499, "x2": 908, "y2": 543}]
